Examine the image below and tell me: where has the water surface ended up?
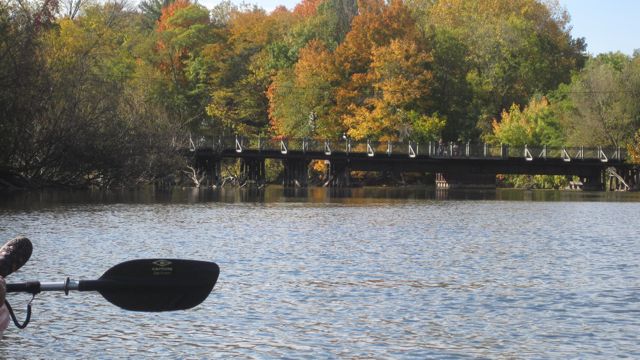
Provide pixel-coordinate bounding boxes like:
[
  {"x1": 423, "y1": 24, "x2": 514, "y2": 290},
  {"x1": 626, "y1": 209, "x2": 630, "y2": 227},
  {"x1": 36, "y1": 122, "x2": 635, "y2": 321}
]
[{"x1": 0, "y1": 187, "x2": 639, "y2": 358}]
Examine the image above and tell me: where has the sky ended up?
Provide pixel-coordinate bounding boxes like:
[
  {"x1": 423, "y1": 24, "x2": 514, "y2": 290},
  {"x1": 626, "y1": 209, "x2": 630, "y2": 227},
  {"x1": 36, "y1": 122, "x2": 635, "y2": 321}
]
[
  {"x1": 560, "y1": 0, "x2": 639, "y2": 55},
  {"x1": 195, "y1": 0, "x2": 639, "y2": 56}
]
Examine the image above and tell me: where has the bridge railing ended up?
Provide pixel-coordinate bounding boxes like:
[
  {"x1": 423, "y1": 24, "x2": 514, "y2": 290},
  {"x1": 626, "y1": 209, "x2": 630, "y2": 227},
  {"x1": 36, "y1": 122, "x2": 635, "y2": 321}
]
[
  {"x1": 202, "y1": 136, "x2": 627, "y2": 161},
  {"x1": 516, "y1": 145, "x2": 626, "y2": 162}
]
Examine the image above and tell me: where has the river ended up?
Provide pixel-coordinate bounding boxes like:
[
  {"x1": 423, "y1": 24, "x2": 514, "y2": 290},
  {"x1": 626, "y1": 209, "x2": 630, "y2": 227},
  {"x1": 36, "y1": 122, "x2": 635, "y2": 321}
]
[{"x1": 0, "y1": 187, "x2": 639, "y2": 358}]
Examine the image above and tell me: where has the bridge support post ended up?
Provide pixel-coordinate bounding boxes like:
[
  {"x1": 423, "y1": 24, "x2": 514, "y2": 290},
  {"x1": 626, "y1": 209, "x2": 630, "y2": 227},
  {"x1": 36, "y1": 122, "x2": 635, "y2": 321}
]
[
  {"x1": 282, "y1": 159, "x2": 310, "y2": 187},
  {"x1": 435, "y1": 172, "x2": 496, "y2": 189},
  {"x1": 240, "y1": 158, "x2": 266, "y2": 187},
  {"x1": 324, "y1": 160, "x2": 351, "y2": 187}
]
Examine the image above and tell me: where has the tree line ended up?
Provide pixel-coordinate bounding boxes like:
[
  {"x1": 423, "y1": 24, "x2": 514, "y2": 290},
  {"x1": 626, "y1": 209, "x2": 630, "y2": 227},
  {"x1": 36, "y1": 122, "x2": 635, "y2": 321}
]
[{"x1": 1, "y1": 0, "x2": 639, "y2": 188}]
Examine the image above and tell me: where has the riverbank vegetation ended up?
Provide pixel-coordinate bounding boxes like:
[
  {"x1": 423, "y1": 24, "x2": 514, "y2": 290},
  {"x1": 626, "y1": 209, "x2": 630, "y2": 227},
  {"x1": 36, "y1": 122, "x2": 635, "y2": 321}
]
[{"x1": 1, "y1": 0, "x2": 639, "y2": 188}]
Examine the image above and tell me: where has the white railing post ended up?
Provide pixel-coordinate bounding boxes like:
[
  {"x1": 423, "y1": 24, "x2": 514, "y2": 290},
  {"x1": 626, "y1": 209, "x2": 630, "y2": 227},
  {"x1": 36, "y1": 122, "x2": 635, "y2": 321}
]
[
  {"x1": 367, "y1": 140, "x2": 374, "y2": 157},
  {"x1": 539, "y1": 145, "x2": 546, "y2": 160},
  {"x1": 409, "y1": 142, "x2": 416, "y2": 158},
  {"x1": 524, "y1": 145, "x2": 533, "y2": 161},
  {"x1": 235, "y1": 136, "x2": 243, "y2": 153},
  {"x1": 324, "y1": 140, "x2": 331, "y2": 155},
  {"x1": 598, "y1": 146, "x2": 608, "y2": 162}
]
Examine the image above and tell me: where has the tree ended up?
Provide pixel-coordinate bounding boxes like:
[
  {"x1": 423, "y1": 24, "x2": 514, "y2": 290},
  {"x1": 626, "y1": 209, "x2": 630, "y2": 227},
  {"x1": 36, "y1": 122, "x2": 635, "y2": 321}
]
[
  {"x1": 206, "y1": 6, "x2": 296, "y2": 135},
  {"x1": 153, "y1": 0, "x2": 215, "y2": 132},
  {"x1": 0, "y1": 1, "x2": 184, "y2": 187},
  {"x1": 335, "y1": 0, "x2": 444, "y2": 141},
  {"x1": 423, "y1": 0, "x2": 586, "y2": 139},
  {"x1": 489, "y1": 96, "x2": 564, "y2": 147},
  {"x1": 0, "y1": 0, "x2": 56, "y2": 177},
  {"x1": 426, "y1": 28, "x2": 474, "y2": 140},
  {"x1": 139, "y1": 0, "x2": 174, "y2": 28},
  {"x1": 628, "y1": 129, "x2": 640, "y2": 164},
  {"x1": 267, "y1": 40, "x2": 342, "y2": 138},
  {"x1": 293, "y1": 0, "x2": 324, "y2": 17},
  {"x1": 342, "y1": 39, "x2": 444, "y2": 141},
  {"x1": 564, "y1": 54, "x2": 640, "y2": 147},
  {"x1": 490, "y1": 96, "x2": 567, "y2": 189}
]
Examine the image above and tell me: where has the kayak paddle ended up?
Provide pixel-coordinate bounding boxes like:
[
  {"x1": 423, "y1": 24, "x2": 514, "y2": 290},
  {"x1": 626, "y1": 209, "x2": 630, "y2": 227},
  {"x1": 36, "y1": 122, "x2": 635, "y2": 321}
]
[
  {"x1": 7, "y1": 259, "x2": 220, "y2": 311},
  {"x1": 5, "y1": 257, "x2": 219, "y2": 328}
]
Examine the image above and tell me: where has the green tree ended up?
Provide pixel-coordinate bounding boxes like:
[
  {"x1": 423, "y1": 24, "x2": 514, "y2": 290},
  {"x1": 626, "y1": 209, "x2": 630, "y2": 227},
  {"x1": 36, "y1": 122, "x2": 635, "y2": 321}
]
[
  {"x1": 139, "y1": 0, "x2": 174, "y2": 28},
  {"x1": 490, "y1": 95, "x2": 567, "y2": 189},
  {"x1": 423, "y1": 0, "x2": 586, "y2": 140},
  {"x1": 489, "y1": 96, "x2": 564, "y2": 147},
  {"x1": 153, "y1": 0, "x2": 216, "y2": 133},
  {"x1": 564, "y1": 54, "x2": 640, "y2": 147}
]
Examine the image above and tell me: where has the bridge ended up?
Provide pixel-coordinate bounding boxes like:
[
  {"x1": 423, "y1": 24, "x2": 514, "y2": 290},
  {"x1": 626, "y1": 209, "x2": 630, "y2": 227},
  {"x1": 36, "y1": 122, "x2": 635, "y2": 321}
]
[{"x1": 190, "y1": 136, "x2": 637, "y2": 190}]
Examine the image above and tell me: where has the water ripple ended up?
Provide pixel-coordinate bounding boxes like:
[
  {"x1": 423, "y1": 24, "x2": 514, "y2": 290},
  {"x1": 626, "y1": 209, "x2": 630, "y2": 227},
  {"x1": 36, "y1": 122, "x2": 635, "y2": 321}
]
[{"x1": 0, "y1": 189, "x2": 639, "y2": 358}]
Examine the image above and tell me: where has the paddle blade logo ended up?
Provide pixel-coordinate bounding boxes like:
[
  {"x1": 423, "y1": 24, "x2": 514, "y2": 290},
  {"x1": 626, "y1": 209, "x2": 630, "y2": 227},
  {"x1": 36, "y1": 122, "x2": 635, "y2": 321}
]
[{"x1": 151, "y1": 259, "x2": 173, "y2": 276}]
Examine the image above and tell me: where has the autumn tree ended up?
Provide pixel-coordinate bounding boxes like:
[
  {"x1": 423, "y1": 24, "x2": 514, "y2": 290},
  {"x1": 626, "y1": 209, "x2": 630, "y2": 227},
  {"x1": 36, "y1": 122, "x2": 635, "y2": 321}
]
[
  {"x1": 422, "y1": 0, "x2": 586, "y2": 140},
  {"x1": 628, "y1": 129, "x2": 640, "y2": 164},
  {"x1": 268, "y1": 40, "x2": 342, "y2": 138},
  {"x1": 490, "y1": 95, "x2": 568, "y2": 189},
  {"x1": 335, "y1": 0, "x2": 443, "y2": 141},
  {"x1": 206, "y1": 5, "x2": 296, "y2": 135},
  {"x1": 152, "y1": 0, "x2": 215, "y2": 133},
  {"x1": 293, "y1": 0, "x2": 324, "y2": 17},
  {"x1": 291, "y1": 0, "x2": 357, "y2": 51},
  {"x1": 342, "y1": 39, "x2": 444, "y2": 141},
  {"x1": 0, "y1": 1, "x2": 184, "y2": 187},
  {"x1": 139, "y1": 0, "x2": 174, "y2": 28}
]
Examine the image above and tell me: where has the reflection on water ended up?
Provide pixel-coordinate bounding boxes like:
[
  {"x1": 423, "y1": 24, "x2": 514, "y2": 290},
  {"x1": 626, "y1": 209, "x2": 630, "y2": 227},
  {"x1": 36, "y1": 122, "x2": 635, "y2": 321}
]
[
  {"x1": 0, "y1": 187, "x2": 639, "y2": 358},
  {"x1": 2, "y1": 186, "x2": 640, "y2": 210}
]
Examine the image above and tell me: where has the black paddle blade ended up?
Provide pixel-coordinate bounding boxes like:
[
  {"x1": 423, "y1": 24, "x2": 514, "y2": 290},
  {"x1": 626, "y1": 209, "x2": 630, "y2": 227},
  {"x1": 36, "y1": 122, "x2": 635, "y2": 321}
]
[{"x1": 89, "y1": 259, "x2": 219, "y2": 312}]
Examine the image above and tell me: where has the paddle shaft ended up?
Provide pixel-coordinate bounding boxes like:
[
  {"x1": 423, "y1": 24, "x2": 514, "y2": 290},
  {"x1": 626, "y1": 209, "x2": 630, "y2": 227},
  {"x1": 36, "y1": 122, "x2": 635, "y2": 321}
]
[
  {"x1": 6, "y1": 279, "x2": 111, "y2": 294},
  {"x1": 6, "y1": 279, "x2": 202, "y2": 294}
]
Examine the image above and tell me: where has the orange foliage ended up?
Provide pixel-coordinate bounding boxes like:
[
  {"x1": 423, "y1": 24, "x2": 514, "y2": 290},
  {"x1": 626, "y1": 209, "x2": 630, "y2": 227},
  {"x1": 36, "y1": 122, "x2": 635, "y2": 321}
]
[
  {"x1": 331, "y1": 0, "x2": 427, "y2": 139},
  {"x1": 157, "y1": 0, "x2": 192, "y2": 32},
  {"x1": 271, "y1": 5, "x2": 291, "y2": 16},
  {"x1": 295, "y1": 40, "x2": 339, "y2": 85},
  {"x1": 628, "y1": 129, "x2": 640, "y2": 164},
  {"x1": 268, "y1": 40, "x2": 342, "y2": 138},
  {"x1": 293, "y1": 0, "x2": 325, "y2": 18},
  {"x1": 229, "y1": 8, "x2": 295, "y2": 51},
  {"x1": 335, "y1": 0, "x2": 418, "y2": 75}
]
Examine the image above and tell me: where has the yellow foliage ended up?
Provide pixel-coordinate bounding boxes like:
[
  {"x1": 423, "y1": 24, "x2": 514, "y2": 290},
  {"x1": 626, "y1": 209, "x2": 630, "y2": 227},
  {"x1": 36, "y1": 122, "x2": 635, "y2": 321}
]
[
  {"x1": 628, "y1": 129, "x2": 640, "y2": 164},
  {"x1": 342, "y1": 38, "x2": 434, "y2": 140}
]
